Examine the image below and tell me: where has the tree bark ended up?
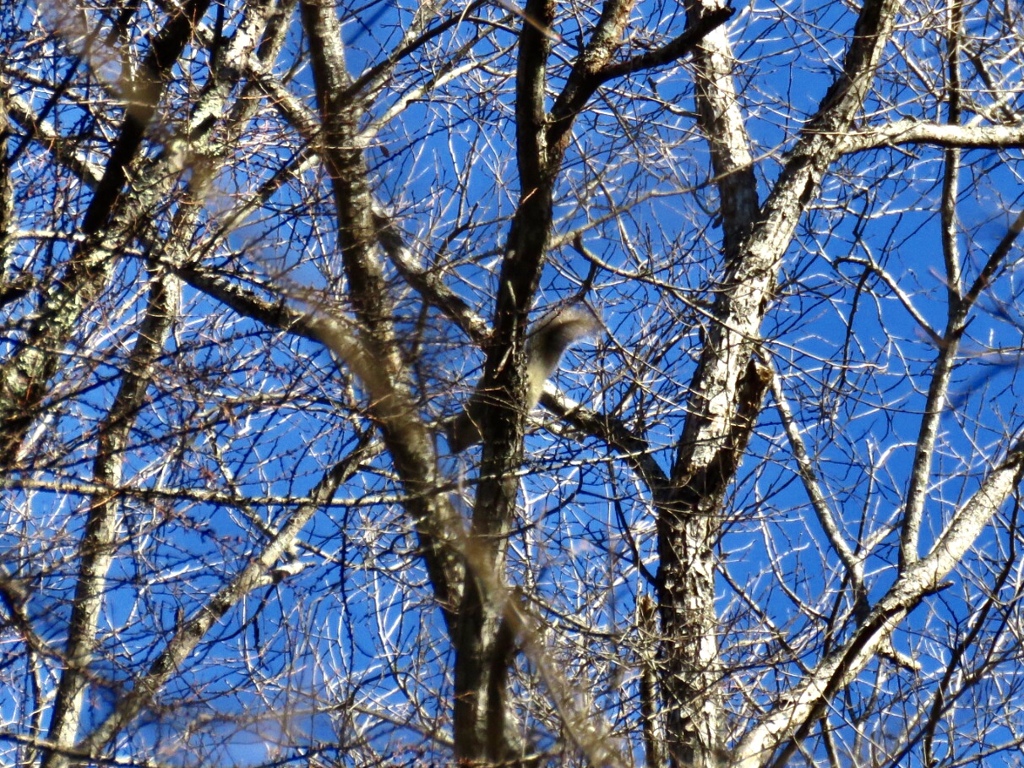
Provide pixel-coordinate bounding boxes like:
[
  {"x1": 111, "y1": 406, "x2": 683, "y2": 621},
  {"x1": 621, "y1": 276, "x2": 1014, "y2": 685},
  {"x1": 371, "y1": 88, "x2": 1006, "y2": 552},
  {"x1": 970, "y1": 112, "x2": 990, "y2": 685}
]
[
  {"x1": 0, "y1": 0, "x2": 211, "y2": 466},
  {"x1": 657, "y1": 0, "x2": 901, "y2": 763}
]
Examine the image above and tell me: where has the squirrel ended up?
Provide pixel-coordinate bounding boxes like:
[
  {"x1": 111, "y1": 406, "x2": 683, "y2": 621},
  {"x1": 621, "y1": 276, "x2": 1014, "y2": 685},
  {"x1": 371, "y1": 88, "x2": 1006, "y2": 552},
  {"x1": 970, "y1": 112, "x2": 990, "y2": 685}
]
[{"x1": 446, "y1": 304, "x2": 601, "y2": 452}]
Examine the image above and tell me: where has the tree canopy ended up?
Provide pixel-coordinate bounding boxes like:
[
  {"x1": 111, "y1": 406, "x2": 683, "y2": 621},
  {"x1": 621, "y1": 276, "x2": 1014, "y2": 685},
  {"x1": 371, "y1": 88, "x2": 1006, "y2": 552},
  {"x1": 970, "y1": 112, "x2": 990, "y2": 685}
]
[{"x1": 3, "y1": 0, "x2": 1024, "y2": 766}]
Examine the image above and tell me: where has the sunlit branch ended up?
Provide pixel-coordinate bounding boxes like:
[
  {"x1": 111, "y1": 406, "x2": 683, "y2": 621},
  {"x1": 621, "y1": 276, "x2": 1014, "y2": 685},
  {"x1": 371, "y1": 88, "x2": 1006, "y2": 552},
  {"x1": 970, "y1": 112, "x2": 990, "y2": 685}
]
[
  {"x1": 841, "y1": 120, "x2": 1024, "y2": 153},
  {"x1": 736, "y1": 435, "x2": 1024, "y2": 768},
  {"x1": 766, "y1": 360, "x2": 863, "y2": 587},
  {"x1": 835, "y1": 254, "x2": 943, "y2": 347},
  {"x1": 71, "y1": 439, "x2": 375, "y2": 757}
]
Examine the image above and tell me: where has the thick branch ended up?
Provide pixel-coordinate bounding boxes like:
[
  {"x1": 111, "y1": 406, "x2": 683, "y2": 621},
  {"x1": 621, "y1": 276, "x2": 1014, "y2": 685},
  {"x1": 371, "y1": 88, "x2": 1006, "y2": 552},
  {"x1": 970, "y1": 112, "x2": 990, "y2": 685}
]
[
  {"x1": 0, "y1": 0, "x2": 212, "y2": 464},
  {"x1": 658, "y1": 0, "x2": 902, "y2": 764},
  {"x1": 841, "y1": 120, "x2": 1024, "y2": 153},
  {"x1": 597, "y1": 7, "x2": 734, "y2": 81},
  {"x1": 79, "y1": 0, "x2": 211, "y2": 238},
  {"x1": 299, "y1": 0, "x2": 466, "y2": 631}
]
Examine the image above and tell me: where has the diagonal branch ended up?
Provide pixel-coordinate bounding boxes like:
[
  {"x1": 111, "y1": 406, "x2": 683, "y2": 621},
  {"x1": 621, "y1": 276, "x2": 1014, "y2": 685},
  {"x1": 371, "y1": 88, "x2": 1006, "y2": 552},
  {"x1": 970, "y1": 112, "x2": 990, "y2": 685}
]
[
  {"x1": 657, "y1": 1, "x2": 903, "y2": 763},
  {"x1": 71, "y1": 439, "x2": 374, "y2": 758},
  {"x1": 42, "y1": 271, "x2": 180, "y2": 768},
  {"x1": 734, "y1": 435, "x2": 1024, "y2": 768},
  {"x1": 596, "y1": 7, "x2": 734, "y2": 82},
  {"x1": 766, "y1": 361, "x2": 862, "y2": 587},
  {"x1": 174, "y1": 263, "x2": 466, "y2": 629},
  {"x1": 0, "y1": 0, "x2": 212, "y2": 465}
]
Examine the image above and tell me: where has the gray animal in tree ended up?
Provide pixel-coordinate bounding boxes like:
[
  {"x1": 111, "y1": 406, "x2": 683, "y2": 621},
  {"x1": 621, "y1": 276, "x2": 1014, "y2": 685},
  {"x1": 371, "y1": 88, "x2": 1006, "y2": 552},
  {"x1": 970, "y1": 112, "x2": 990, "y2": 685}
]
[{"x1": 447, "y1": 304, "x2": 601, "y2": 452}]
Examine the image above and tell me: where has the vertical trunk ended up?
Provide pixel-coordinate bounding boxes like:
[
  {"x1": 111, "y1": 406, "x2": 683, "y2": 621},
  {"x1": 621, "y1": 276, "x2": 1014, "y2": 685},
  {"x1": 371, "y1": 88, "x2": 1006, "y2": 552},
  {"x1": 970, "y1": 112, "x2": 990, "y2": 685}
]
[
  {"x1": 655, "y1": 0, "x2": 759, "y2": 763},
  {"x1": 655, "y1": 0, "x2": 900, "y2": 761},
  {"x1": 300, "y1": 0, "x2": 467, "y2": 642},
  {"x1": 638, "y1": 595, "x2": 664, "y2": 768},
  {"x1": 452, "y1": 198, "x2": 549, "y2": 766},
  {"x1": 43, "y1": 274, "x2": 179, "y2": 768},
  {"x1": 452, "y1": 0, "x2": 555, "y2": 759},
  {"x1": 658, "y1": 359, "x2": 770, "y2": 767},
  {"x1": 656, "y1": 507, "x2": 723, "y2": 768},
  {"x1": 453, "y1": 568, "x2": 521, "y2": 764}
]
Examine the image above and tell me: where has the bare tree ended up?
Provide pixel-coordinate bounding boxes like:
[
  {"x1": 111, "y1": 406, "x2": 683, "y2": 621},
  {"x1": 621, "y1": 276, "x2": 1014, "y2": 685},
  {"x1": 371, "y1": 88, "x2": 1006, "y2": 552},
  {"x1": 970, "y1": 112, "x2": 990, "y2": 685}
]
[{"x1": 2, "y1": 0, "x2": 1024, "y2": 766}]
